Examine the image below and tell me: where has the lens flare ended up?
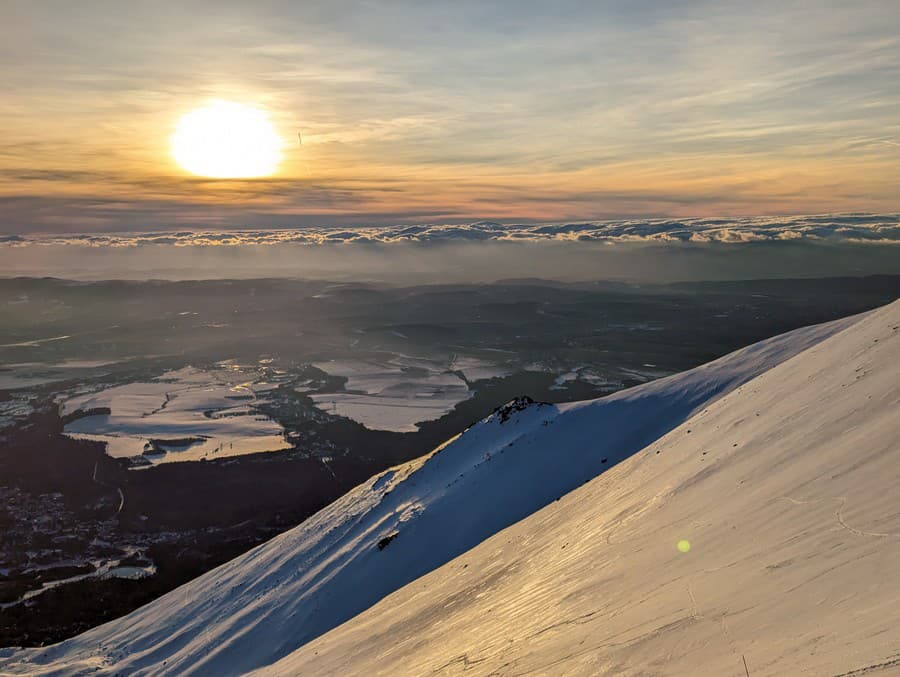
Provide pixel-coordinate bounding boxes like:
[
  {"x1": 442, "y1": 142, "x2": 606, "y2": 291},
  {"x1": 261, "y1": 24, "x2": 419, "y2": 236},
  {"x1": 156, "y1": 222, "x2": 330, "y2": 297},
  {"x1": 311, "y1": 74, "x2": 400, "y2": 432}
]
[{"x1": 677, "y1": 539, "x2": 691, "y2": 553}]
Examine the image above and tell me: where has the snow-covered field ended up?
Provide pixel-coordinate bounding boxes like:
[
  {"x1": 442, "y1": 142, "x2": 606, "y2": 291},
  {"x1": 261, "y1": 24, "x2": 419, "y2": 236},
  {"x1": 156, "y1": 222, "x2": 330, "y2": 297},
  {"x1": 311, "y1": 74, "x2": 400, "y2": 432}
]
[
  {"x1": 0, "y1": 359, "x2": 121, "y2": 390},
  {"x1": 1, "y1": 301, "x2": 896, "y2": 676},
  {"x1": 448, "y1": 356, "x2": 510, "y2": 383},
  {"x1": 60, "y1": 366, "x2": 290, "y2": 466},
  {"x1": 310, "y1": 357, "x2": 474, "y2": 432},
  {"x1": 0, "y1": 396, "x2": 33, "y2": 432},
  {"x1": 1, "y1": 549, "x2": 156, "y2": 611}
]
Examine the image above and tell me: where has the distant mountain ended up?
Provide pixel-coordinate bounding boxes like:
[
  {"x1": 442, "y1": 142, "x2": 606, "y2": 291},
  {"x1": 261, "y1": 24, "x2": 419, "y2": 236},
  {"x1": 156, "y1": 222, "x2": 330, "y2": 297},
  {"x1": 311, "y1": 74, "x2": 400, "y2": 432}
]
[{"x1": 2, "y1": 301, "x2": 897, "y2": 676}]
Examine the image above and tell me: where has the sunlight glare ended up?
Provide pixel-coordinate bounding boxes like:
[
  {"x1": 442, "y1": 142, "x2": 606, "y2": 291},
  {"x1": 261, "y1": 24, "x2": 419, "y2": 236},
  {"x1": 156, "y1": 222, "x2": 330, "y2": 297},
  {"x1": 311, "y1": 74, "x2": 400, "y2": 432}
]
[{"x1": 172, "y1": 100, "x2": 283, "y2": 178}]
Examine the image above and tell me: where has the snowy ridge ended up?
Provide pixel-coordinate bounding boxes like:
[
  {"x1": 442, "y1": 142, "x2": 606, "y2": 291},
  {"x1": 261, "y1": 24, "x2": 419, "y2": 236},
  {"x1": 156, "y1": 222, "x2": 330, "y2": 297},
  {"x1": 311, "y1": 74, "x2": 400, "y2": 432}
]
[
  {"x1": 271, "y1": 298, "x2": 900, "y2": 676},
  {"x1": 0, "y1": 306, "x2": 886, "y2": 676}
]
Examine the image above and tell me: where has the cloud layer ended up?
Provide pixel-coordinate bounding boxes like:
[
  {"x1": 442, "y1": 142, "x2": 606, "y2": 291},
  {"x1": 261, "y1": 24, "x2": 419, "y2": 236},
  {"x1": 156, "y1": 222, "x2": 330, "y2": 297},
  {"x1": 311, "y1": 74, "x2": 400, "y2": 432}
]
[{"x1": 3, "y1": 214, "x2": 898, "y2": 248}]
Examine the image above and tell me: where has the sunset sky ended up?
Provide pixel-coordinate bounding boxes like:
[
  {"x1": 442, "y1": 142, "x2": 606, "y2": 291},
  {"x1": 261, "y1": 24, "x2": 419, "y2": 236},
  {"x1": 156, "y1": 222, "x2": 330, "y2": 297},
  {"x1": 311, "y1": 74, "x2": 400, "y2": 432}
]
[{"x1": 2, "y1": 0, "x2": 900, "y2": 233}]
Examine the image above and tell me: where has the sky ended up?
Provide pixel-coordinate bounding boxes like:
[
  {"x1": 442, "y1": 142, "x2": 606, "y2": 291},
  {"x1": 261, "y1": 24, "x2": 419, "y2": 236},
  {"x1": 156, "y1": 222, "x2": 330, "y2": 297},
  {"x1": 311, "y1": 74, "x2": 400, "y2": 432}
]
[{"x1": 2, "y1": 0, "x2": 900, "y2": 234}]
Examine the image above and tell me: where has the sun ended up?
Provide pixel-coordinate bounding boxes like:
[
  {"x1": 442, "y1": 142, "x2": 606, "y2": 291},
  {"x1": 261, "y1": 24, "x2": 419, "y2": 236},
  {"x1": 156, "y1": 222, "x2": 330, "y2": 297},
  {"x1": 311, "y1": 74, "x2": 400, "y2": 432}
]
[{"x1": 172, "y1": 100, "x2": 283, "y2": 178}]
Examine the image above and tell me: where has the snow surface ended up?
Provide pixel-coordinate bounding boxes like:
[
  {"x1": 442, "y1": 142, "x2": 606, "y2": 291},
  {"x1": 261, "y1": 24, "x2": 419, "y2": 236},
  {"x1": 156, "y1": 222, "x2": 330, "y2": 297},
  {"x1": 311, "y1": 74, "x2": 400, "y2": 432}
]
[
  {"x1": 2, "y1": 303, "x2": 897, "y2": 676},
  {"x1": 310, "y1": 358, "x2": 472, "y2": 432},
  {"x1": 448, "y1": 356, "x2": 510, "y2": 383},
  {"x1": 272, "y1": 300, "x2": 900, "y2": 677},
  {"x1": 60, "y1": 367, "x2": 289, "y2": 466},
  {"x1": 0, "y1": 359, "x2": 121, "y2": 390}
]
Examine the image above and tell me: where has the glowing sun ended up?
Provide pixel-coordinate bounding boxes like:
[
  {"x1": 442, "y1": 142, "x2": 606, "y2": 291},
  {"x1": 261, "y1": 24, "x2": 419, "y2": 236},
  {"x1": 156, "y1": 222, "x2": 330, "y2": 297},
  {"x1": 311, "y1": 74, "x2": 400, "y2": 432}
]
[{"x1": 172, "y1": 100, "x2": 283, "y2": 178}]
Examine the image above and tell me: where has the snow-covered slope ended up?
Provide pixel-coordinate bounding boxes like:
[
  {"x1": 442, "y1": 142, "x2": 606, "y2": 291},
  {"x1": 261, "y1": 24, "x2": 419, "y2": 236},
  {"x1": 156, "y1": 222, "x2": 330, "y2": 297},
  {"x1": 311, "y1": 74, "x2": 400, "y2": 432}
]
[
  {"x1": 268, "y1": 300, "x2": 900, "y2": 677},
  {"x1": 1, "y1": 304, "x2": 895, "y2": 676}
]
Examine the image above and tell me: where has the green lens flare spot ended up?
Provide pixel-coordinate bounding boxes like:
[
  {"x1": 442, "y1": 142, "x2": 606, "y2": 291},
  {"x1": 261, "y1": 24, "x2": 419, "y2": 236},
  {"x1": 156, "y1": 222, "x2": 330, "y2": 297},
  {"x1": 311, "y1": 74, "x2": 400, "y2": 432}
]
[{"x1": 677, "y1": 539, "x2": 691, "y2": 553}]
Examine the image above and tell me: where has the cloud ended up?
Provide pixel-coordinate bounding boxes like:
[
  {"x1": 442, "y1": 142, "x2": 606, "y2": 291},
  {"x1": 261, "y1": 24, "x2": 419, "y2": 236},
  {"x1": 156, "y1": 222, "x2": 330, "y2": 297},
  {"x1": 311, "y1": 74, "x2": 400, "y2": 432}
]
[{"x1": 2, "y1": 213, "x2": 897, "y2": 248}]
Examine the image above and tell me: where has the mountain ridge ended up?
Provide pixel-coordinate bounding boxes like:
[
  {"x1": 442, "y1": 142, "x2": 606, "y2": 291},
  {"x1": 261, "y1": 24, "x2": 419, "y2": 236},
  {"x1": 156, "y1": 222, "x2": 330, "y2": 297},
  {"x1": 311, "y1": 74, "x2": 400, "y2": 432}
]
[
  {"x1": 1, "y1": 301, "x2": 895, "y2": 676},
  {"x1": 269, "y1": 298, "x2": 900, "y2": 676}
]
